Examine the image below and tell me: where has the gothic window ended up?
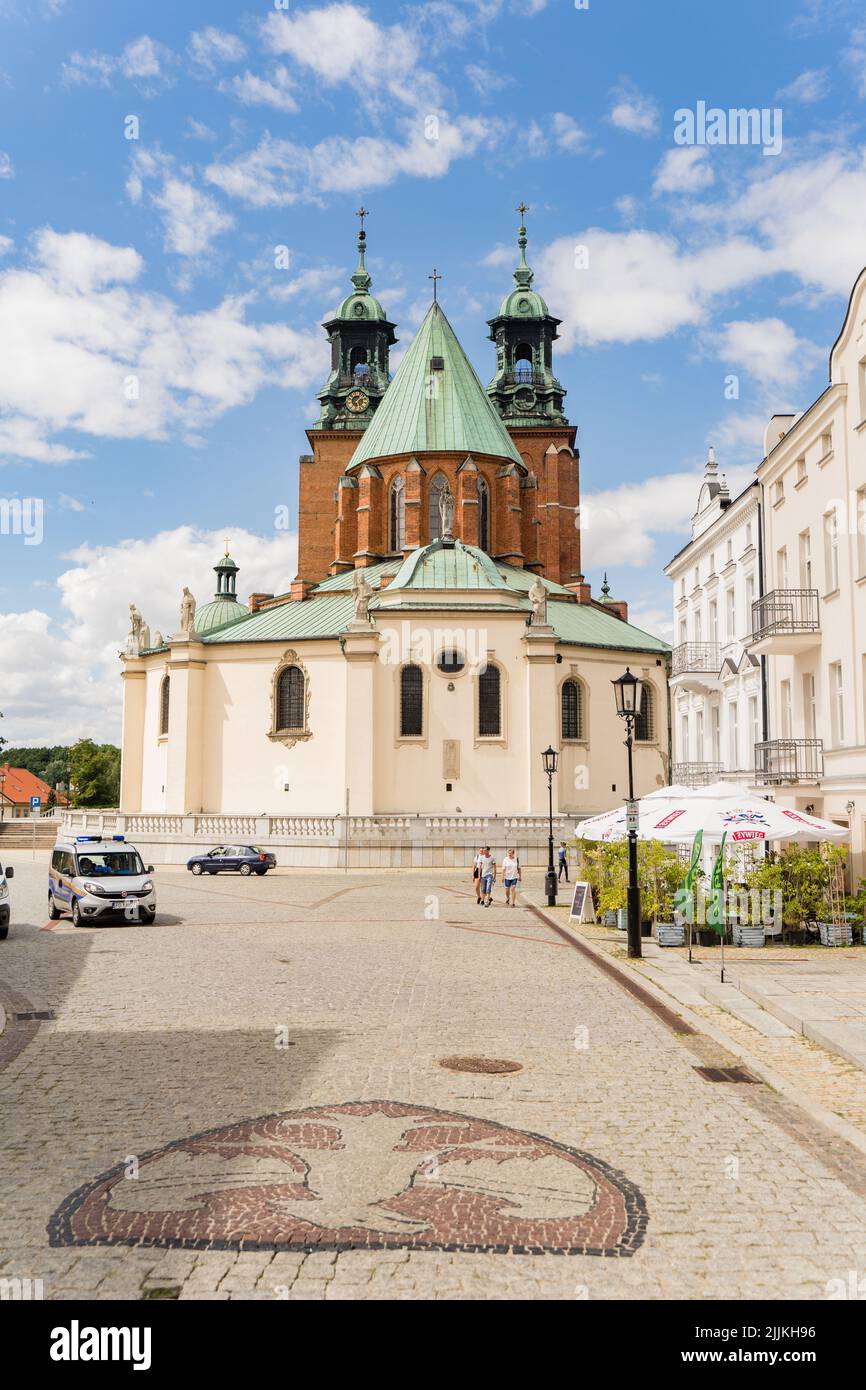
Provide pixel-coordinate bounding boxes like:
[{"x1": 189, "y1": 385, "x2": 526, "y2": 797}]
[
  {"x1": 429, "y1": 473, "x2": 447, "y2": 541},
  {"x1": 514, "y1": 342, "x2": 533, "y2": 383},
  {"x1": 399, "y1": 663, "x2": 423, "y2": 738},
  {"x1": 389, "y1": 475, "x2": 405, "y2": 552},
  {"x1": 276, "y1": 666, "x2": 305, "y2": 733},
  {"x1": 478, "y1": 664, "x2": 502, "y2": 738},
  {"x1": 635, "y1": 683, "x2": 655, "y2": 743},
  {"x1": 159, "y1": 676, "x2": 170, "y2": 737},
  {"x1": 477, "y1": 475, "x2": 490, "y2": 552},
  {"x1": 561, "y1": 679, "x2": 584, "y2": 741}
]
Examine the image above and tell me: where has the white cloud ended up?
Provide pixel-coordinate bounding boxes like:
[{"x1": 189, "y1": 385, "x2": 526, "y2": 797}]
[
  {"x1": 845, "y1": 28, "x2": 866, "y2": 98},
  {"x1": 226, "y1": 66, "x2": 298, "y2": 114},
  {"x1": 0, "y1": 235, "x2": 13, "y2": 255},
  {"x1": 609, "y1": 79, "x2": 660, "y2": 136},
  {"x1": 465, "y1": 63, "x2": 510, "y2": 96},
  {"x1": 581, "y1": 464, "x2": 755, "y2": 568},
  {"x1": 269, "y1": 265, "x2": 345, "y2": 302},
  {"x1": 0, "y1": 227, "x2": 328, "y2": 464},
  {"x1": 127, "y1": 150, "x2": 233, "y2": 259},
  {"x1": 536, "y1": 229, "x2": 765, "y2": 348},
  {"x1": 187, "y1": 27, "x2": 246, "y2": 73},
  {"x1": 552, "y1": 112, "x2": 587, "y2": 153},
  {"x1": 0, "y1": 527, "x2": 298, "y2": 744},
  {"x1": 58, "y1": 493, "x2": 84, "y2": 511},
  {"x1": 185, "y1": 117, "x2": 217, "y2": 141},
  {"x1": 206, "y1": 117, "x2": 497, "y2": 207},
  {"x1": 262, "y1": 3, "x2": 440, "y2": 113},
  {"x1": 776, "y1": 68, "x2": 829, "y2": 103},
  {"x1": 710, "y1": 317, "x2": 823, "y2": 389},
  {"x1": 0, "y1": 150, "x2": 14, "y2": 178},
  {"x1": 61, "y1": 35, "x2": 177, "y2": 94},
  {"x1": 653, "y1": 147, "x2": 714, "y2": 196}
]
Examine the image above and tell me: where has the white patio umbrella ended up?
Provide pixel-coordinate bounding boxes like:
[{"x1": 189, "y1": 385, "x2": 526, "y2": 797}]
[{"x1": 576, "y1": 781, "x2": 847, "y2": 845}]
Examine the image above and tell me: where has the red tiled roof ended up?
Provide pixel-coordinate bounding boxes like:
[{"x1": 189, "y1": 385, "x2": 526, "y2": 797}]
[{"x1": 0, "y1": 765, "x2": 68, "y2": 807}]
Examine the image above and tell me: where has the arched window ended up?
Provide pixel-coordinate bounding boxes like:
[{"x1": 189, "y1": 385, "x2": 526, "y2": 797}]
[
  {"x1": 350, "y1": 345, "x2": 369, "y2": 378},
  {"x1": 429, "y1": 473, "x2": 447, "y2": 541},
  {"x1": 635, "y1": 683, "x2": 655, "y2": 743},
  {"x1": 514, "y1": 342, "x2": 533, "y2": 383},
  {"x1": 477, "y1": 475, "x2": 490, "y2": 552},
  {"x1": 389, "y1": 475, "x2": 405, "y2": 553},
  {"x1": 159, "y1": 676, "x2": 170, "y2": 736},
  {"x1": 478, "y1": 664, "x2": 501, "y2": 738},
  {"x1": 561, "y1": 679, "x2": 584, "y2": 741},
  {"x1": 399, "y1": 663, "x2": 423, "y2": 738},
  {"x1": 276, "y1": 665, "x2": 305, "y2": 733}
]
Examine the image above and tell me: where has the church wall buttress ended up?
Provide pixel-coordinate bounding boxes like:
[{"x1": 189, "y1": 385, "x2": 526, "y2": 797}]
[{"x1": 297, "y1": 432, "x2": 361, "y2": 585}]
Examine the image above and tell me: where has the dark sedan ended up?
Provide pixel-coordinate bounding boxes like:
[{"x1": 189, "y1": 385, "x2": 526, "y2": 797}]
[{"x1": 187, "y1": 845, "x2": 276, "y2": 876}]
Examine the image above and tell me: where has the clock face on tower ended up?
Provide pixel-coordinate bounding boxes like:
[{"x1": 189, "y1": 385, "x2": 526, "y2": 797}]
[{"x1": 345, "y1": 390, "x2": 370, "y2": 414}]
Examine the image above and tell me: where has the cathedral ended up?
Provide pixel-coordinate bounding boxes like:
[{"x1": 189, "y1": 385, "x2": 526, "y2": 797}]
[{"x1": 119, "y1": 213, "x2": 670, "y2": 832}]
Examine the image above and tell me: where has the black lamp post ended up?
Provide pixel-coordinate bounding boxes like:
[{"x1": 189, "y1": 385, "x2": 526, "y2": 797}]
[
  {"x1": 612, "y1": 668, "x2": 643, "y2": 959},
  {"x1": 542, "y1": 745, "x2": 559, "y2": 906}
]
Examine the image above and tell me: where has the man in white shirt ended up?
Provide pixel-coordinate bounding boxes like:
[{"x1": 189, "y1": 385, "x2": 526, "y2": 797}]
[{"x1": 479, "y1": 847, "x2": 496, "y2": 906}]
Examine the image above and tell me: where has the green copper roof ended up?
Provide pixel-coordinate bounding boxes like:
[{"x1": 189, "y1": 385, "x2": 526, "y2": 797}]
[
  {"x1": 202, "y1": 594, "x2": 355, "y2": 643},
  {"x1": 387, "y1": 539, "x2": 507, "y2": 591},
  {"x1": 313, "y1": 558, "x2": 402, "y2": 592},
  {"x1": 547, "y1": 601, "x2": 670, "y2": 654},
  {"x1": 194, "y1": 595, "x2": 248, "y2": 635},
  {"x1": 349, "y1": 303, "x2": 523, "y2": 468}
]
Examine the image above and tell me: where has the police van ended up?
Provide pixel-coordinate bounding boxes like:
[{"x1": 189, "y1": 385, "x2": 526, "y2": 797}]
[
  {"x1": 0, "y1": 858, "x2": 13, "y2": 939},
  {"x1": 49, "y1": 835, "x2": 156, "y2": 927}
]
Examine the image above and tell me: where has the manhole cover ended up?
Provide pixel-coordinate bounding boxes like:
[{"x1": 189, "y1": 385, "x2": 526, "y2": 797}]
[{"x1": 438, "y1": 1055, "x2": 522, "y2": 1074}]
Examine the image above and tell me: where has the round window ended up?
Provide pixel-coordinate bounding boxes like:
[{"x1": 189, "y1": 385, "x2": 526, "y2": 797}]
[{"x1": 437, "y1": 648, "x2": 466, "y2": 675}]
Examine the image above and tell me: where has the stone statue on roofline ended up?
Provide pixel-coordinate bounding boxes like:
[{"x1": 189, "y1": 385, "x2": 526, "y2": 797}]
[
  {"x1": 180, "y1": 586, "x2": 197, "y2": 634},
  {"x1": 351, "y1": 567, "x2": 374, "y2": 623},
  {"x1": 126, "y1": 603, "x2": 144, "y2": 655},
  {"x1": 529, "y1": 575, "x2": 548, "y2": 626},
  {"x1": 438, "y1": 482, "x2": 455, "y2": 541}
]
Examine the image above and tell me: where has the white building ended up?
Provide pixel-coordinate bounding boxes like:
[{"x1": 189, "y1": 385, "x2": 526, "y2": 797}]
[
  {"x1": 664, "y1": 452, "x2": 763, "y2": 787},
  {"x1": 665, "y1": 265, "x2": 866, "y2": 884}
]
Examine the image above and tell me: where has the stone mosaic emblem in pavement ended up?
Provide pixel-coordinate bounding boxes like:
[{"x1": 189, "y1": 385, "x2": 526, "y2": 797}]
[{"x1": 49, "y1": 1101, "x2": 647, "y2": 1256}]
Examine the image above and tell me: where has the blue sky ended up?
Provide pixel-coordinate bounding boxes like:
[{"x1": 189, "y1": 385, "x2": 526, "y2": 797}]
[{"x1": 2, "y1": 0, "x2": 866, "y2": 742}]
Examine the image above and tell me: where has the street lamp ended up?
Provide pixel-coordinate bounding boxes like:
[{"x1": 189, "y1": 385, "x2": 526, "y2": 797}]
[
  {"x1": 542, "y1": 744, "x2": 559, "y2": 906},
  {"x1": 612, "y1": 667, "x2": 643, "y2": 959}
]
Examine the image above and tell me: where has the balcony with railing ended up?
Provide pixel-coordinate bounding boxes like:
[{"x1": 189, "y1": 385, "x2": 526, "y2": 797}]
[
  {"x1": 754, "y1": 739, "x2": 824, "y2": 785},
  {"x1": 672, "y1": 761, "x2": 724, "y2": 786},
  {"x1": 669, "y1": 642, "x2": 721, "y2": 692},
  {"x1": 750, "y1": 589, "x2": 820, "y2": 655}
]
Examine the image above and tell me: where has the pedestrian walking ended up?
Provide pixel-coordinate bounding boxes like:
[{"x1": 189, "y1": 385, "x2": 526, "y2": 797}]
[
  {"x1": 479, "y1": 846, "x2": 496, "y2": 906},
  {"x1": 502, "y1": 848, "x2": 521, "y2": 907},
  {"x1": 557, "y1": 841, "x2": 570, "y2": 882},
  {"x1": 472, "y1": 847, "x2": 484, "y2": 904}
]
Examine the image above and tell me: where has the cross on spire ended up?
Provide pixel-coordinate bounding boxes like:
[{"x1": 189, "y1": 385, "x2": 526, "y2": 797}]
[
  {"x1": 223, "y1": 536, "x2": 231, "y2": 557},
  {"x1": 355, "y1": 205, "x2": 369, "y2": 232},
  {"x1": 515, "y1": 200, "x2": 529, "y2": 228},
  {"x1": 429, "y1": 267, "x2": 442, "y2": 303}
]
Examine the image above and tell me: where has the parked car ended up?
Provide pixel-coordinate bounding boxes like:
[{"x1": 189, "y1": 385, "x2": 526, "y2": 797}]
[
  {"x1": 49, "y1": 836, "x2": 156, "y2": 927},
  {"x1": 187, "y1": 845, "x2": 276, "y2": 876},
  {"x1": 0, "y1": 859, "x2": 14, "y2": 939}
]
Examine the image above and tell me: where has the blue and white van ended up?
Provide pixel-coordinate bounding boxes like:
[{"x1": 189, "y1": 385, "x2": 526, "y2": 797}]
[
  {"x1": 49, "y1": 835, "x2": 156, "y2": 927},
  {"x1": 0, "y1": 858, "x2": 13, "y2": 939}
]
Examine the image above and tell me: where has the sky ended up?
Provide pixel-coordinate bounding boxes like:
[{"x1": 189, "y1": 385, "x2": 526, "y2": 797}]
[{"x1": 2, "y1": 0, "x2": 866, "y2": 744}]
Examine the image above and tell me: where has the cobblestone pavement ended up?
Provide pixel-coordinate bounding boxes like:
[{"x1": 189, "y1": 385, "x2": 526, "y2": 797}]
[{"x1": 2, "y1": 852, "x2": 866, "y2": 1301}]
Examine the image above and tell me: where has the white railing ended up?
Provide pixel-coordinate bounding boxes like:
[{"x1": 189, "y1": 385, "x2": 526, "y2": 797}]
[
  {"x1": 127, "y1": 815, "x2": 184, "y2": 835},
  {"x1": 194, "y1": 815, "x2": 257, "y2": 837}
]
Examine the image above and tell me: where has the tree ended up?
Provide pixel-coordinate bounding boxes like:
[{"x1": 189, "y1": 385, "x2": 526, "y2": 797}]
[
  {"x1": 743, "y1": 844, "x2": 848, "y2": 928},
  {"x1": 69, "y1": 740, "x2": 121, "y2": 808},
  {"x1": 577, "y1": 839, "x2": 682, "y2": 921}
]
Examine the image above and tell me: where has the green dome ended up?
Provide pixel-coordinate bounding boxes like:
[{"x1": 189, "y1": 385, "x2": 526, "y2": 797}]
[
  {"x1": 336, "y1": 289, "x2": 388, "y2": 322},
  {"x1": 497, "y1": 287, "x2": 550, "y2": 319},
  {"x1": 389, "y1": 538, "x2": 507, "y2": 592},
  {"x1": 194, "y1": 595, "x2": 248, "y2": 634}
]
